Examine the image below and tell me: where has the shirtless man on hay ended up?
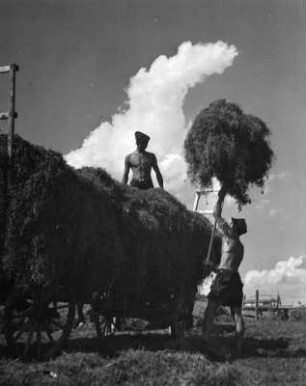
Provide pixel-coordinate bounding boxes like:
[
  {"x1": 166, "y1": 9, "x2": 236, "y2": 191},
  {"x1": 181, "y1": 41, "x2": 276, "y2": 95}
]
[
  {"x1": 202, "y1": 186, "x2": 247, "y2": 358},
  {"x1": 122, "y1": 131, "x2": 164, "y2": 189},
  {"x1": 76, "y1": 132, "x2": 163, "y2": 329}
]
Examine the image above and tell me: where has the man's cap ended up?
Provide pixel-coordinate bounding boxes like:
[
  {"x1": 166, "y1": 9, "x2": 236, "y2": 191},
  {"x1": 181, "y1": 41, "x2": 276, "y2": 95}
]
[
  {"x1": 231, "y1": 218, "x2": 247, "y2": 235},
  {"x1": 135, "y1": 131, "x2": 150, "y2": 143}
]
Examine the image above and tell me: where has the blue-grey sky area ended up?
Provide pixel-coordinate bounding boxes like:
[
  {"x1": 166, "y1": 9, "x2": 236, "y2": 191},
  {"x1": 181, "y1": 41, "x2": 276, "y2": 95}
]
[{"x1": 1, "y1": 0, "x2": 305, "y2": 303}]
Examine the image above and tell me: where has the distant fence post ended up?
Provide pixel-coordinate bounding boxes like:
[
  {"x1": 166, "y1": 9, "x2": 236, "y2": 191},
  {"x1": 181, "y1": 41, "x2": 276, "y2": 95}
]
[{"x1": 255, "y1": 289, "x2": 259, "y2": 322}]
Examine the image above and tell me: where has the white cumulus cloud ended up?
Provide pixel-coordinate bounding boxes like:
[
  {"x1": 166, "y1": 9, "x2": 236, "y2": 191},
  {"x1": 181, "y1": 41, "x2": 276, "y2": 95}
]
[
  {"x1": 65, "y1": 41, "x2": 238, "y2": 195},
  {"x1": 244, "y1": 255, "x2": 306, "y2": 304}
]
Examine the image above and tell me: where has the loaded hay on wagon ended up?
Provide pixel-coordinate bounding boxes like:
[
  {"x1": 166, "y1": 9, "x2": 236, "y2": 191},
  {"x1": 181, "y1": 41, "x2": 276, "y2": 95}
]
[{"x1": 0, "y1": 135, "x2": 221, "y2": 312}]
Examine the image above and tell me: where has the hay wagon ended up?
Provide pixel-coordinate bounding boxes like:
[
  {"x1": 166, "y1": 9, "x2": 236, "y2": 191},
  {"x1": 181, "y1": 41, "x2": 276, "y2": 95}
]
[
  {"x1": 1, "y1": 239, "x2": 203, "y2": 361},
  {"x1": 1, "y1": 268, "x2": 194, "y2": 360},
  {"x1": 0, "y1": 135, "x2": 220, "y2": 360}
]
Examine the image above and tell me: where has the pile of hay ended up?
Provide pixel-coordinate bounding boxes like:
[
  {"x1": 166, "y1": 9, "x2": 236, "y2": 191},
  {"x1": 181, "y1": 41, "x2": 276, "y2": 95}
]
[
  {"x1": 0, "y1": 350, "x2": 250, "y2": 386},
  {"x1": 0, "y1": 135, "x2": 221, "y2": 309}
]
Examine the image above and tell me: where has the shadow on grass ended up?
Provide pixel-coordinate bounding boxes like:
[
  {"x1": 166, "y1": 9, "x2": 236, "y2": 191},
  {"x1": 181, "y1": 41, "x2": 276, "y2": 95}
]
[
  {"x1": 64, "y1": 327, "x2": 306, "y2": 361},
  {"x1": 242, "y1": 336, "x2": 306, "y2": 359},
  {"x1": 64, "y1": 333, "x2": 173, "y2": 358},
  {"x1": 1, "y1": 324, "x2": 305, "y2": 362}
]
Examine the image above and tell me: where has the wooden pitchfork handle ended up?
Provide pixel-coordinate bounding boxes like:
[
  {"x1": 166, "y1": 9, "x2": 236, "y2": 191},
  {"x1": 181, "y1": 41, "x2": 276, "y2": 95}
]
[{"x1": 206, "y1": 192, "x2": 225, "y2": 265}]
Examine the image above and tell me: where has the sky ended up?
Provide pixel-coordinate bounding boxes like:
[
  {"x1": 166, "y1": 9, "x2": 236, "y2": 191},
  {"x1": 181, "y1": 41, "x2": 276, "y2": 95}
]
[{"x1": 1, "y1": 0, "x2": 305, "y2": 304}]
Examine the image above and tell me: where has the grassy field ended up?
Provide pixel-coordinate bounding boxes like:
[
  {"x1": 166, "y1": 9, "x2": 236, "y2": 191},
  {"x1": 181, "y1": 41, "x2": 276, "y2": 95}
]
[{"x1": 0, "y1": 303, "x2": 305, "y2": 385}]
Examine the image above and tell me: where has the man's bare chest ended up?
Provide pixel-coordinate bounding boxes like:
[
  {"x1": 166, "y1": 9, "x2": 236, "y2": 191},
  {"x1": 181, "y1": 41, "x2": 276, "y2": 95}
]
[{"x1": 129, "y1": 153, "x2": 153, "y2": 168}]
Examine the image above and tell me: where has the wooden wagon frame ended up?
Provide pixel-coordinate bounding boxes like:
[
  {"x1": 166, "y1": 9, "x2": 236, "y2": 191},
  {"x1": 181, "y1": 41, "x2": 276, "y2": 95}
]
[
  {"x1": 0, "y1": 71, "x2": 213, "y2": 359},
  {"x1": 0, "y1": 275, "x2": 193, "y2": 360}
]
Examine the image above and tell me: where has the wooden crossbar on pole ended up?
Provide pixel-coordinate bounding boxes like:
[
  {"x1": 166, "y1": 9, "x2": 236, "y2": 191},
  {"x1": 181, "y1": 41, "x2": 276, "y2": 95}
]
[{"x1": 193, "y1": 189, "x2": 218, "y2": 211}]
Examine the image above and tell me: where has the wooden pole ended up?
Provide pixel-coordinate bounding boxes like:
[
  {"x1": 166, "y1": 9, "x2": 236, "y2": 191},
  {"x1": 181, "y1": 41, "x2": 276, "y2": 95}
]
[
  {"x1": 7, "y1": 64, "x2": 18, "y2": 188},
  {"x1": 206, "y1": 217, "x2": 218, "y2": 264},
  {"x1": 193, "y1": 192, "x2": 200, "y2": 211},
  {"x1": 0, "y1": 63, "x2": 18, "y2": 253},
  {"x1": 8, "y1": 64, "x2": 18, "y2": 160},
  {"x1": 255, "y1": 289, "x2": 259, "y2": 322}
]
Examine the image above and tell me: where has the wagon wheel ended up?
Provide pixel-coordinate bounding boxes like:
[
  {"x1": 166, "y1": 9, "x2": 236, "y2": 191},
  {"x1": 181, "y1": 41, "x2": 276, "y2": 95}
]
[
  {"x1": 169, "y1": 317, "x2": 185, "y2": 340},
  {"x1": 93, "y1": 312, "x2": 115, "y2": 338},
  {"x1": 91, "y1": 290, "x2": 117, "y2": 338},
  {"x1": 169, "y1": 297, "x2": 186, "y2": 340},
  {"x1": 4, "y1": 291, "x2": 75, "y2": 360}
]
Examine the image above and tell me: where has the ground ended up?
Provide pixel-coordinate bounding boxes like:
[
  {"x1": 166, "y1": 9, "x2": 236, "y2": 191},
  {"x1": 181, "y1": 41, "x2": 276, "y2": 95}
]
[{"x1": 0, "y1": 301, "x2": 305, "y2": 385}]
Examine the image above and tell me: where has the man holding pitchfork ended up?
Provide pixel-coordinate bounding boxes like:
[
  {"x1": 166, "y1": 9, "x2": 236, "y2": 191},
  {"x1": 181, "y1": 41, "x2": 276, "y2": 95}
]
[{"x1": 202, "y1": 185, "x2": 247, "y2": 358}]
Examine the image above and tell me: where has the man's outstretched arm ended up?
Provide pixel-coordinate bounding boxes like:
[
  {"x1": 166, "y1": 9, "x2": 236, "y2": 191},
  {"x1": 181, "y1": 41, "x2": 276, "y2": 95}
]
[
  {"x1": 152, "y1": 157, "x2": 164, "y2": 189},
  {"x1": 213, "y1": 185, "x2": 231, "y2": 236},
  {"x1": 213, "y1": 185, "x2": 227, "y2": 217},
  {"x1": 122, "y1": 156, "x2": 130, "y2": 184}
]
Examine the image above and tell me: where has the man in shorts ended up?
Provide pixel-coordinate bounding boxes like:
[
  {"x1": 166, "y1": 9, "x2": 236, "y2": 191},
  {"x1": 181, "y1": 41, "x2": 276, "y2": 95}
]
[
  {"x1": 202, "y1": 186, "x2": 247, "y2": 358},
  {"x1": 122, "y1": 131, "x2": 164, "y2": 189}
]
